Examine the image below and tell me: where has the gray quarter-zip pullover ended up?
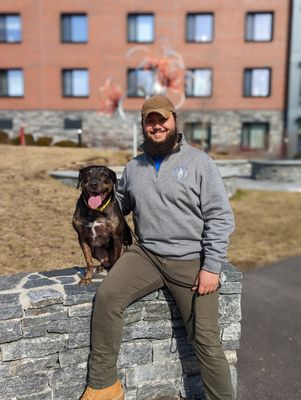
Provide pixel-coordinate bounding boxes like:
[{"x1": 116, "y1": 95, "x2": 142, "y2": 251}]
[{"x1": 116, "y1": 135, "x2": 235, "y2": 274}]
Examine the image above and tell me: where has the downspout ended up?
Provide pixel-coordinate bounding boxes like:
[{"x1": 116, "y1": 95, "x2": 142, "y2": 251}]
[{"x1": 283, "y1": 0, "x2": 294, "y2": 158}]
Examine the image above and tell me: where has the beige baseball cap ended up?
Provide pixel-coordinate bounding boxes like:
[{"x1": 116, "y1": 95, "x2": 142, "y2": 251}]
[{"x1": 141, "y1": 95, "x2": 176, "y2": 120}]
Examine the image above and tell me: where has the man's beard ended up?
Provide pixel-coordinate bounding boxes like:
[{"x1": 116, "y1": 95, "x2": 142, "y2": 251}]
[{"x1": 143, "y1": 127, "x2": 179, "y2": 158}]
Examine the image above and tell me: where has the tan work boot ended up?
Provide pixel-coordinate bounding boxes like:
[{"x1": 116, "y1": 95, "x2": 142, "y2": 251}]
[{"x1": 80, "y1": 380, "x2": 124, "y2": 400}]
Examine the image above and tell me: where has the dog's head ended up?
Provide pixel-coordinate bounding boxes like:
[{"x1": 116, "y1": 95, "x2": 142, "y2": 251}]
[{"x1": 78, "y1": 165, "x2": 117, "y2": 209}]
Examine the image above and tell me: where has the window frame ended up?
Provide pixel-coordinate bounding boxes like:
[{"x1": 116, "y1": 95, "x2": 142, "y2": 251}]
[
  {"x1": 185, "y1": 68, "x2": 213, "y2": 98},
  {"x1": 0, "y1": 13, "x2": 22, "y2": 43},
  {"x1": 240, "y1": 122, "x2": 269, "y2": 151},
  {"x1": 186, "y1": 13, "x2": 214, "y2": 43},
  {"x1": 127, "y1": 68, "x2": 156, "y2": 98},
  {"x1": 0, "y1": 68, "x2": 24, "y2": 97},
  {"x1": 62, "y1": 69, "x2": 89, "y2": 98},
  {"x1": 243, "y1": 67, "x2": 272, "y2": 98},
  {"x1": 127, "y1": 13, "x2": 155, "y2": 43},
  {"x1": 245, "y1": 12, "x2": 274, "y2": 42},
  {"x1": 184, "y1": 121, "x2": 212, "y2": 151},
  {"x1": 61, "y1": 13, "x2": 88, "y2": 43},
  {"x1": 64, "y1": 119, "x2": 82, "y2": 130},
  {"x1": 0, "y1": 119, "x2": 13, "y2": 129}
]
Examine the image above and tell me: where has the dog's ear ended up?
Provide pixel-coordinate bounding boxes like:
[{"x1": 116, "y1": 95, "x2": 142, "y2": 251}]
[
  {"x1": 109, "y1": 169, "x2": 117, "y2": 185},
  {"x1": 77, "y1": 167, "x2": 89, "y2": 189},
  {"x1": 77, "y1": 169, "x2": 83, "y2": 189}
]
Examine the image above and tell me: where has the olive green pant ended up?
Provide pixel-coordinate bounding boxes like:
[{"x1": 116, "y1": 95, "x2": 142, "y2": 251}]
[{"x1": 88, "y1": 243, "x2": 234, "y2": 400}]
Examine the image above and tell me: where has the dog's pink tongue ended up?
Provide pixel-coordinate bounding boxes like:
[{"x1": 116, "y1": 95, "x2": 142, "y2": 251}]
[{"x1": 88, "y1": 196, "x2": 103, "y2": 209}]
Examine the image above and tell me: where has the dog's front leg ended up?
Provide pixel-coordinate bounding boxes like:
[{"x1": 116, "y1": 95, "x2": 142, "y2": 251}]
[
  {"x1": 110, "y1": 235, "x2": 123, "y2": 267},
  {"x1": 79, "y1": 241, "x2": 94, "y2": 285}
]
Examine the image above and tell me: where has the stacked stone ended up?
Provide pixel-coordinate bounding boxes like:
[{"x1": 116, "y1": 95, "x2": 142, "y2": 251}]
[
  {"x1": 0, "y1": 109, "x2": 283, "y2": 157},
  {"x1": 251, "y1": 160, "x2": 301, "y2": 182},
  {"x1": 0, "y1": 262, "x2": 242, "y2": 400}
]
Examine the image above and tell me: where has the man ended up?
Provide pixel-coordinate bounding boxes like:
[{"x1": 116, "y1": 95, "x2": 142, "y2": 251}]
[{"x1": 81, "y1": 95, "x2": 235, "y2": 400}]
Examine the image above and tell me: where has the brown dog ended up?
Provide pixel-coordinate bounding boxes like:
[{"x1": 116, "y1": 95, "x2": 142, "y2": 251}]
[{"x1": 73, "y1": 165, "x2": 132, "y2": 285}]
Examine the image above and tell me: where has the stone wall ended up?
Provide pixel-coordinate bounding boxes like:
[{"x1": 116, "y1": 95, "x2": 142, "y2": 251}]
[
  {"x1": 251, "y1": 160, "x2": 301, "y2": 182},
  {"x1": 0, "y1": 262, "x2": 242, "y2": 400},
  {"x1": 0, "y1": 110, "x2": 136, "y2": 149},
  {"x1": 0, "y1": 108, "x2": 283, "y2": 157}
]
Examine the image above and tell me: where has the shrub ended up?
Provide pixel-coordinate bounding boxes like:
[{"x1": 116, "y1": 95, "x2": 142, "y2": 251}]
[
  {"x1": 0, "y1": 131, "x2": 9, "y2": 144},
  {"x1": 54, "y1": 140, "x2": 77, "y2": 147},
  {"x1": 293, "y1": 153, "x2": 301, "y2": 160},
  {"x1": 35, "y1": 136, "x2": 53, "y2": 146},
  {"x1": 10, "y1": 136, "x2": 21, "y2": 145},
  {"x1": 24, "y1": 134, "x2": 35, "y2": 145},
  {"x1": 9, "y1": 133, "x2": 35, "y2": 145}
]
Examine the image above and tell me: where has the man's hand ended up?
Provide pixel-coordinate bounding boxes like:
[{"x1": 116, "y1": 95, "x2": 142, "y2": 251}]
[{"x1": 192, "y1": 269, "x2": 220, "y2": 295}]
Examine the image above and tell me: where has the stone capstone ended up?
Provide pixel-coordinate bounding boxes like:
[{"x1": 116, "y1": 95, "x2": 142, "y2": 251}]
[
  {"x1": 27, "y1": 288, "x2": 64, "y2": 308},
  {"x1": 0, "y1": 273, "x2": 27, "y2": 291}
]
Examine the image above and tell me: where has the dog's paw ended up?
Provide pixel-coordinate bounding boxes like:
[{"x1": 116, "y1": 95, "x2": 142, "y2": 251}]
[
  {"x1": 96, "y1": 264, "x2": 104, "y2": 273},
  {"x1": 78, "y1": 277, "x2": 93, "y2": 286}
]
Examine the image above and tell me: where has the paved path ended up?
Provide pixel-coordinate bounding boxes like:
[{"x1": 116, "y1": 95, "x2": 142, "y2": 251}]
[{"x1": 237, "y1": 256, "x2": 301, "y2": 399}]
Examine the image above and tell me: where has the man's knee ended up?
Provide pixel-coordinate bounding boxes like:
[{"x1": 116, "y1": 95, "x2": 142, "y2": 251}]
[
  {"x1": 193, "y1": 329, "x2": 222, "y2": 350},
  {"x1": 196, "y1": 343, "x2": 225, "y2": 359},
  {"x1": 93, "y1": 280, "x2": 127, "y2": 316}
]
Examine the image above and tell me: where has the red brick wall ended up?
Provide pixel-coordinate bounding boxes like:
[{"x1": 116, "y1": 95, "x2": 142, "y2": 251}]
[{"x1": 0, "y1": 0, "x2": 290, "y2": 111}]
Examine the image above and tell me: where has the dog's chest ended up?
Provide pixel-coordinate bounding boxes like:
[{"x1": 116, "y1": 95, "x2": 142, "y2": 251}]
[{"x1": 84, "y1": 214, "x2": 120, "y2": 244}]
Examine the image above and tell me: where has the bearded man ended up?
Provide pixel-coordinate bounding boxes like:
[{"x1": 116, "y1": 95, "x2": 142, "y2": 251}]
[{"x1": 81, "y1": 96, "x2": 235, "y2": 400}]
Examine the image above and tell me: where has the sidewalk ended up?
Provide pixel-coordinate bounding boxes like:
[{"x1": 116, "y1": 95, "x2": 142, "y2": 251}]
[{"x1": 237, "y1": 256, "x2": 301, "y2": 399}]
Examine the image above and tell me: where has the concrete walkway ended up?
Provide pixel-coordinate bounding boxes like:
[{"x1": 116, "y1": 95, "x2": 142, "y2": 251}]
[{"x1": 237, "y1": 256, "x2": 301, "y2": 399}]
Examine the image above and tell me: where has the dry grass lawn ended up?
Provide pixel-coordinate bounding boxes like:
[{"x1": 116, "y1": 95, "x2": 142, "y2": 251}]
[
  {"x1": 229, "y1": 190, "x2": 301, "y2": 270},
  {"x1": 0, "y1": 144, "x2": 300, "y2": 276}
]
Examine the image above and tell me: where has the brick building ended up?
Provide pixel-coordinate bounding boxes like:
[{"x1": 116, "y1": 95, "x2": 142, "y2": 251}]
[
  {"x1": 0, "y1": 0, "x2": 293, "y2": 157},
  {"x1": 287, "y1": 0, "x2": 301, "y2": 157}
]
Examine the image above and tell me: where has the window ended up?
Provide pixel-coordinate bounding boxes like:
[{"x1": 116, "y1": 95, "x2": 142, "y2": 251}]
[
  {"x1": 61, "y1": 14, "x2": 88, "y2": 43},
  {"x1": 246, "y1": 12, "x2": 273, "y2": 42},
  {"x1": 241, "y1": 122, "x2": 269, "y2": 150},
  {"x1": 0, "y1": 119, "x2": 13, "y2": 129},
  {"x1": 186, "y1": 69, "x2": 212, "y2": 97},
  {"x1": 128, "y1": 14, "x2": 154, "y2": 43},
  {"x1": 62, "y1": 69, "x2": 89, "y2": 97},
  {"x1": 0, "y1": 69, "x2": 24, "y2": 97},
  {"x1": 127, "y1": 69, "x2": 155, "y2": 97},
  {"x1": 186, "y1": 13, "x2": 214, "y2": 42},
  {"x1": 0, "y1": 14, "x2": 21, "y2": 42},
  {"x1": 185, "y1": 122, "x2": 211, "y2": 151},
  {"x1": 244, "y1": 68, "x2": 271, "y2": 97},
  {"x1": 64, "y1": 119, "x2": 82, "y2": 130}
]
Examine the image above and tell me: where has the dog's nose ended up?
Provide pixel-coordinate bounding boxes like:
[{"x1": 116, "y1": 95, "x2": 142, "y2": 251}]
[{"x1": 90, "y1": 180, "x2": 98, "y2": 188}]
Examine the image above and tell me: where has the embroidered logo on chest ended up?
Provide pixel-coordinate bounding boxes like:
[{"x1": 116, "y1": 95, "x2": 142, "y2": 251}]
[{"x1": 173, "y1": 166, "x2": 188, "y2": 181}]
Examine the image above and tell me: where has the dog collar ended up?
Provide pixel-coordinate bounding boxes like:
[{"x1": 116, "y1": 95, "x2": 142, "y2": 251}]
[{"x1": 84, "y1": 193, "x2": 113, "y2": 212}]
